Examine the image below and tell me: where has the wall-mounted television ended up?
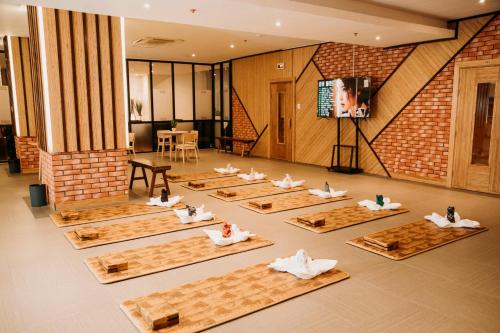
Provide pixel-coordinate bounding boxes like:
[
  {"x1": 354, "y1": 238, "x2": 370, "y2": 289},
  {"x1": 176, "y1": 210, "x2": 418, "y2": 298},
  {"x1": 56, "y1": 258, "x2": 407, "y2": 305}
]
[{"x1": 317, "y1": 77, "x2": 371, "y2": 118}]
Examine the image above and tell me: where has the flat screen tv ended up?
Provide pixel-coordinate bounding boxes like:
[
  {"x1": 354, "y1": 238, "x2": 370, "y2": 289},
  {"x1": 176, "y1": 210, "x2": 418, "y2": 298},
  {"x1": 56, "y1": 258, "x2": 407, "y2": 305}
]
[{"x1": 334, "y1": 77, "x2": 371, "y2": 118}]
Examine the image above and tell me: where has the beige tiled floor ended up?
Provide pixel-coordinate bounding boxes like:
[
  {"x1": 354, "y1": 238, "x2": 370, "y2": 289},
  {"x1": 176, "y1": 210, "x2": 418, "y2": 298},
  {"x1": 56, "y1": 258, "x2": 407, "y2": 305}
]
[{"x1": 0, "y1": 150, "x2": 499, "y2": 332}]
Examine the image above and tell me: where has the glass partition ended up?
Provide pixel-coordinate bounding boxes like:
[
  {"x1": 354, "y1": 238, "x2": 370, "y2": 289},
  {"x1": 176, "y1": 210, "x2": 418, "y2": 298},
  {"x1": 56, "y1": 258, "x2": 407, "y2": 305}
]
[
  {"x1": 174, "y1": 64, "x2": 193, "y2": 121},
  {"x1": 128, "y1": 61, "x2": 151, "y2": 122},
  {"x1": 471, "y1": 82, "x2": 495, "y2": 165},
  {"x1": 195, "y1": 65, "x2": 212, "y2": 120},
  {"x1": 152, "y1": 63, "x2": 173, "y2": 122},
  {"x1": 223, "y1": 63, "x2": 230, "y2": 121}
]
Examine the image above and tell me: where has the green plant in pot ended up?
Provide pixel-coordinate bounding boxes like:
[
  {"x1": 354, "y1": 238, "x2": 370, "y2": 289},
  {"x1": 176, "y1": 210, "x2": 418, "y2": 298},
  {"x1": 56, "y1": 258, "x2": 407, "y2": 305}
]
[
  {"x1": 135, "y1": 100, "x2": 143, "y2": 121},
  {"x1": 171, "y1": 119, "x2": 178, "y2": 131}
]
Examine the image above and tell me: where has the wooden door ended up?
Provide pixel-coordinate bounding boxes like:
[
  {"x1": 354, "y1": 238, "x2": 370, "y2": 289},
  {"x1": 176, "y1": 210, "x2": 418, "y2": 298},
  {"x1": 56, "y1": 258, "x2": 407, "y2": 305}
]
[
  {"x1": 270, "y1": 82, "x2": 293, "y2": 160},
  {"x1": 452, "y1": 65, "x2": 500, "y2": 194}
]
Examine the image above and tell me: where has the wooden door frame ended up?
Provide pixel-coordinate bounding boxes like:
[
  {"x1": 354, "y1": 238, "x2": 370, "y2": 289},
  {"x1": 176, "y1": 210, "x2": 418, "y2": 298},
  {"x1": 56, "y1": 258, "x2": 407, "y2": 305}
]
[
  {"x1": 268, "y1": 78, "x2": 295, "y2": 161},
  {"x1": 447, "y1": 58, "x2": 500, "y2": 188}
]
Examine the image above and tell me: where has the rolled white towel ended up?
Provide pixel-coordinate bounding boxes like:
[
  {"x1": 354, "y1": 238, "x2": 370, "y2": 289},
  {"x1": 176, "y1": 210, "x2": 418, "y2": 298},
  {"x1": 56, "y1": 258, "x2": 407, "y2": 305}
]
[
  {"x1": 237, "y1": 171, "x2": 266, "y2": 181},
  {"x1": 204, "y1": 224, "x2": 255, "y2": 246},
  {"x1": 424, "y1": 212, "x2": 480, "y2": 228},
  {"x1": 358, "y1": 197, "x2": 401, "y2": 211},
  {"x1": 271, "y1": 174, "x2": 305, "y2": 189},
  {"x1": 214, "y1": 163, "x2": 240, "y2": 174},
  {"x1": 174, "y1": 204, "x2": 214, "y2": 224},
  {"x1": 309, "y1": 188, "x2": 347, "y2": 198},
  {"x1": 268, "y1": 249, "x2": 338, "y2": 280},
  {"x1": 147, "y1": 195, "x2": 183, "y2": 208}
]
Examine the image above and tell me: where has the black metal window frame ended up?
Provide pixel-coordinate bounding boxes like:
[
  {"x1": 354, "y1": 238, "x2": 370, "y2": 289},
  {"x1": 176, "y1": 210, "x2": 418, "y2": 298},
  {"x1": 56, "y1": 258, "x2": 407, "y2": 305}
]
[{"x1": 126, "y1": 58, "x2": 232, "y2": 152}]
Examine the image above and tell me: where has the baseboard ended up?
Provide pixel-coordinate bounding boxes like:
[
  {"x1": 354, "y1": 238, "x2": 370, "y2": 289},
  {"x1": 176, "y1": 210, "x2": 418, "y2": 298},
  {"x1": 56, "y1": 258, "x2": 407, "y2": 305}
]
[{"x1": 54, "y1": 194, "x2": 129, "y2": 211}]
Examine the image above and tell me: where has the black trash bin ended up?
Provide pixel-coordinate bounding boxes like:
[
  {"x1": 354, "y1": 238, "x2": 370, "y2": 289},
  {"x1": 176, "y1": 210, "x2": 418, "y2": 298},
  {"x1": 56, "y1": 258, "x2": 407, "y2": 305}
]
[
  {"x1": 8, "y1": 158, "x2": 20, "y2": 174},
  {"x1": 29, "y1": 184, "x2": 47, "y2": 207}
]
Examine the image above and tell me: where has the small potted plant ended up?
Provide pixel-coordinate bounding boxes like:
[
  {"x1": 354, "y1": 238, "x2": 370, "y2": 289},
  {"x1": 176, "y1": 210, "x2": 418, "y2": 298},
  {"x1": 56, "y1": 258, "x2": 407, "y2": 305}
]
[
  {"x1": 135, "y1": 101, "x2": 143, "y2": 121},
  {"x1": 171, "y1": 119, "x2": 178, "y2": 131}
]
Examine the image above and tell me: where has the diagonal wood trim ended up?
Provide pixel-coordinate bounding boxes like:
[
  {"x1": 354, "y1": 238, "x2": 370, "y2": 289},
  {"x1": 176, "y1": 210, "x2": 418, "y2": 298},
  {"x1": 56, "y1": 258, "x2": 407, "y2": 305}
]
[
  {"x1": 370, "y1": 14, "x2": 497, "y2": 145},
  {"x1": 311, "y1": 59, "x2": 326, "y2": 80},
  {"x1": 232, "y1": 87, "x2": 258, "y2": 136},
  {"x1": 295, "y1": 44, "x2": 323, "y2": 83},
  {"x1": 249, "y1": 124, "x2": 268, "y2": 154}
]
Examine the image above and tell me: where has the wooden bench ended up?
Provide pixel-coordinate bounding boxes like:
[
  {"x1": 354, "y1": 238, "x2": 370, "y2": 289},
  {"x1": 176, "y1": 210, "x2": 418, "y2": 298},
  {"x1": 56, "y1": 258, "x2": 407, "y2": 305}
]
[
  {"x1": 129, "y1": 158, "x2": 171, "y2": 197},
  {"x1": 215, "y1": 136, "x2": 255, "y2": 157}
]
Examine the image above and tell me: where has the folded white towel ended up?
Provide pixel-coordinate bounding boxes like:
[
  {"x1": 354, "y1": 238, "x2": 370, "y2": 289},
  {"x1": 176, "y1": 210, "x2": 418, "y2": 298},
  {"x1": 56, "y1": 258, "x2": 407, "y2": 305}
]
[
  {"x1": 237, "y1": 170, "x2": 266, "y2": 181},
  {"x1": 174, "y1": 204, "x2": 214, "y2": 224},
  {"x1": 424, "y1": 212, "x2": 480, "y2": 228},
  {"x1": 147, "y1": 195, "x2": 183, "y2": 208},
  {"x1": 204, "y1": 224, "x2": 255, "y2": 246},
  {"x1": 214, "y1": 163, "x2": 240, "y2": 174},
  {"x1": 271, "y1": 174, "x2": 305, "y2": 189},
  {"x1": 358, "y1": 197, "x2": 401, "y2": 211},
  {"x1": 309, "y1": 188, "x2": 347, "y2": 198},
  {"x1": 268, "y1": 249, "x2": 337, "y2": 280}
]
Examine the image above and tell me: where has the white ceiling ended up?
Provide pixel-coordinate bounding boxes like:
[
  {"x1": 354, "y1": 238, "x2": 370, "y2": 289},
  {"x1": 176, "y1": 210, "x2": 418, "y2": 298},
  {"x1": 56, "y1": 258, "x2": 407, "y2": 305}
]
[
  {"x1": 0, "y1": 0, "x2": 498, "y2": 60},
  {"x1": 0, "y1": 3, "x2": 29, "y2": 49}
]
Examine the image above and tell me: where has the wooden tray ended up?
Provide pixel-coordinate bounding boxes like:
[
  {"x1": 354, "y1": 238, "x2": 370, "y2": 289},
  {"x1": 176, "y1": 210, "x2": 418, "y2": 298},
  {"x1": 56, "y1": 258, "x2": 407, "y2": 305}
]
[
  {"x1": 347, "y1": 220, "x2": 488, "y2": 260},
  {"x1": 121, "y1": 262, "x2": 349, "y2": 333},
  {"x1": 86, "y1": 235, "x2": 273, "y2": 283},
  {"x1": 209, "y1": 185, "x2": 308, "y2": 202},
  {"x1": 166, "y1": 172, "x2": 236, "y2": 183},
  {"x1": 50, "y1": 203, "x2": 185, "y2": 227},
  {"x1": 284, "y1": 205, "x2": 409, "y2": 233},
  {"x1": 65, "y1": 215, "x2": 225, "y2": 249},
  {"x1": 239, "y1": 192, "x2": 351, "y2": 214},
  {"x1": 181, "y1": 178, "x2": 268, "y2": 191}
]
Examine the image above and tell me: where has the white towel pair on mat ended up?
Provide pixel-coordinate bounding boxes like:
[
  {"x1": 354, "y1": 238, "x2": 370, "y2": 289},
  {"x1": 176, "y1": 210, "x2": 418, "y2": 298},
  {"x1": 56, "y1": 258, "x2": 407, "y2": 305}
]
[
  {"x1": 147, "y1": 195, "x2": 183, "y2": 208},
  {"x1": 214, "y1": 164, "x2": 240, "y2": 174},
  {"x1": 271, "y1": 174, "x2": 305, "y2": 189},
  {"x1": 204, "y1": 224, "x2": 255, "y2": 246},
  {"x1": 174, "y1": 205, "x2": 214, "y2": 224},
  {"x1": 269, "y1": 249, "x2": 337, "y2": 280},
  {"x1": 309, "y1": 188, "x2": 347, "y2": 198},
  {"x1": 238, "y1": 168, "x2": 266, "y2": 181},
  {"x1": 425, "y1": 212, "x2": 480, "y2": 228},
  {"x1": 358, "y1": 197, "x2": 401, "y2": 211}
]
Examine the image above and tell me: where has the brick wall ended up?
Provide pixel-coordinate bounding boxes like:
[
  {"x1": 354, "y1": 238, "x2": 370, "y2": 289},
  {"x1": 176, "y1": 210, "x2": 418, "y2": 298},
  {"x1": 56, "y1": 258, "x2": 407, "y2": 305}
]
[
  {"x1": 313, "y1": 43, "x2": 414, "y2": 91},
  {"x1": 15, "y1": 136, "x2": 39, "y2": 173},
  {"x1": 372, "y1": 16, "x2": 499, "y2": 182},
  {"x1": 40, "y1": 148, "x2": 128, "y2": 206},
  {"x1": 231, "y1": 90, "x2": 258, "y2": 154}
]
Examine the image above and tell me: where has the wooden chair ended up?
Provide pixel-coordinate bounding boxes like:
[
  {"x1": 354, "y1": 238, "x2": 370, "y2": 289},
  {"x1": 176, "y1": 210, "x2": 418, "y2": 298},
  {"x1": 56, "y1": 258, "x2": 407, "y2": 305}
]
[
  {"x1": 175, "y1": 132, "x2": 199, "y2": 163},
  {"x1": 127, "y1": 133, "x2": 136, "y2": 159},
  {"x1": 157, "y1": 131, "x2": 174, "y2": 160},
  {"x1": 190, "y1": 130, "x2": 200, "y2": 156}
]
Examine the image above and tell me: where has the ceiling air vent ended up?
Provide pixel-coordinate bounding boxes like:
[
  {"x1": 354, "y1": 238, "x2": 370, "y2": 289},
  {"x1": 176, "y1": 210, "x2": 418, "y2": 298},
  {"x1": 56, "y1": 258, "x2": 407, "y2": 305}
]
[{"x1": 132, "y1": 37, "x2": 184, "y2": 48}]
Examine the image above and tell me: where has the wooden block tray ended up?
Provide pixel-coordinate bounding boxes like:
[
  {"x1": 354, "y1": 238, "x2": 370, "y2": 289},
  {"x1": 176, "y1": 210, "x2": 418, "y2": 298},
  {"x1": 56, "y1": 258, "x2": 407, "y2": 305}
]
[
  {"x1": 86, "y1": 235, "x2": 273, "y2": 283},
  {"x1": 65, "y1": 215, "x2": 225, "y2": 249},
  {"x1": 181, "y1": 178, "x2": 268, "y2": 191},
  {"x1": 121, "y1": 261, "x2": 349, "y2": 333},
  {"x1": 166, "y1": 172, "x2": 235, "y2": 183},
  {"x1": 209, "y1": 185, "x2": 308, "y2": 202},
  {"x1": 239, "y1": 192, "x2": 351, "y2": 214},
  {"x1": 347, "y1": 220, "x2": 488, "y2": 260},
  {"x1": 50, "y1": 202, "x2": 185, "y2": 227},
  {"x1": 284, "y1": 205, "x2": 409, "y2": 233}
]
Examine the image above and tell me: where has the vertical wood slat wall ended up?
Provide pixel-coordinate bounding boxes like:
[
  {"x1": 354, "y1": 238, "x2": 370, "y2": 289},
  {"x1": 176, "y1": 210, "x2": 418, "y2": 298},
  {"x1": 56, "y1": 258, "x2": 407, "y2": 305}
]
[
  {"x1": 5, "y1": 36, "x2": 36, "y2": 137},
  {"x1": 27, "y1": 6, "x2": 47, "y2": 151},
  {"x1": 27, "y1": 6, "x2": 126, "y2": 153}
]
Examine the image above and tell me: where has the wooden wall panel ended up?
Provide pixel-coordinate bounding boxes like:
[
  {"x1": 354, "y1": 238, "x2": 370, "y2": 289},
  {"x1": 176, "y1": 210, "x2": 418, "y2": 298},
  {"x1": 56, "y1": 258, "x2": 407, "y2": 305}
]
[
  {"x1": 9, "y1": 37, "x2": 28, "y2": 136},
  {"x1": 292, "y1": 45, "x2": 319, "y2": 79},
  {"x1": 364, "y1": 16, "x2": 492, "y2": 142},
  {"x1": 27, "y1": 6, "x2": 126, "y2": 153},
  {"x1": 20, "y1": 38, "x2": 36, "y2": 136}
]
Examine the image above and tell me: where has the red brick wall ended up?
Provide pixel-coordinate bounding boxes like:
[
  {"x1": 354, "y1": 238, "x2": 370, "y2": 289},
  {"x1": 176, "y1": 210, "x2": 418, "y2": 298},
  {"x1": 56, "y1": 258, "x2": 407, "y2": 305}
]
[
  {"x1": 372, "y1": 16, "x2": 499, "y2": 182},
  {"x1": 313, "y1": 43, "x2": 414, "y2": 91},
  {"x1": 40, "y1": 148, "x2": 128, "y2": 206},
  {"x1": 15, "y1": 136, "x2": 39, "y2": 173},
  {"x1": 231, "y1": 90, "x2": 258, "y2": 154}
]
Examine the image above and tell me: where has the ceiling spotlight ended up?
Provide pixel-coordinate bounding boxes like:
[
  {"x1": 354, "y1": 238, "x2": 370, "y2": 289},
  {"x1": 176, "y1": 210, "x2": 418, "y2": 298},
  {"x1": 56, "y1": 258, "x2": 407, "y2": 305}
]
[
  {"x1": 478, "y1": 0, "x2": 485, "y2": 3},
  {"x1": 143, "y1": 3, "x2": 151, "y2": 9},
  {"x1": 191, "y1": 53, "x2": 196, "y2": 57},
  {"x1": 190, "y1": 8, "x2": 197, "y2": 13},
  {"x1": 275, "y1": 21, "x2": 281, "y2": 27},
  {"x1": 375, "y1": 36, "x2": 381, "y2": 40},
  {"x1": 229, "y1": 44, "x2": 235, "y2": 48}
]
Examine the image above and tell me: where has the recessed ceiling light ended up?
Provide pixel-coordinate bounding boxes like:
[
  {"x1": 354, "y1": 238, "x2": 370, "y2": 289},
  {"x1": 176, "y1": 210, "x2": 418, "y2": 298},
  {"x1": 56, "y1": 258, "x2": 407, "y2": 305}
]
[
  {"x1": 191, "y1": 53, "x2": 196, "y2": 57},
  {"x1": 478, "y1": 0, "x2": 485, "y2": 3},
  {"x1": 229, "y1": 44, "x2": 235, "y2": 48},
  {"x1": 375, "y1": 36, "x2": 381, "y2": 40},
  {"x1": 275, "y1": 21, "x2": 281, "y2": 27},
  {"x1": 143, "y1": 3, "x2": 151, "y2": 9},
  {"x1": 255, "y1": 34, "x2": 263, "y2": 38}
]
